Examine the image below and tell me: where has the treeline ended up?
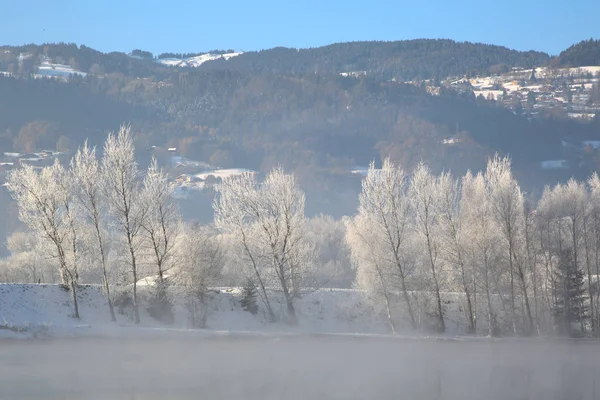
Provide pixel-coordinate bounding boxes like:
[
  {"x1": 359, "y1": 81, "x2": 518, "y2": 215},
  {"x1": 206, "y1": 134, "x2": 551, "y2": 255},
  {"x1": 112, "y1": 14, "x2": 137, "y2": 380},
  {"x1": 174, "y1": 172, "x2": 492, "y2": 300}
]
[
  {"x1": 1, "y1": 39, "x2": 551, "y2": 80},
  {"x1": 3, "y1": 126, "x2": 600, "y2": 337},
  {"x1": 348, "y1": 157, "x2": 600, "y2": 337},
  {"x1": 198, "y1": 40, "x2": 550, "y2": 80},
  {"x1": 554, "y1": 38, "x2": 600, "y2": 68}
]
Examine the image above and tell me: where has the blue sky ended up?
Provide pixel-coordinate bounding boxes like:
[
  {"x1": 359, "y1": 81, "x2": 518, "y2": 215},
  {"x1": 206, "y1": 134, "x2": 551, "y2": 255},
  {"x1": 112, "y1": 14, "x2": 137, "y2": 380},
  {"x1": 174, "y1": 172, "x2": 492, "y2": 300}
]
[{"x1": 2, "y1": 0, "x2": 599, "y2": 55}]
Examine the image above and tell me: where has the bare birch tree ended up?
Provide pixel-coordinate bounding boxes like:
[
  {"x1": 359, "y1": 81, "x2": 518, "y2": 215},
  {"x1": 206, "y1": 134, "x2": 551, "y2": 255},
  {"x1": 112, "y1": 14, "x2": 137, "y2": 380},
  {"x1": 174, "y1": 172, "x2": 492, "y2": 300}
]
[
  {"x1": 437, "y1": 171, "x2": 476, "y2": 333},
  {"x1": 174, "y1": 223, "x2": 224, "y2": 328},
  {"x1": 214, "y1": 167, "x2": 311, "y2": 324},
  {"x1": 346, "y1": 158, "x2": 417, "y2": 331},
  {"x1": 102, "y1": 124, "x2": 147, "y2": 324},
  {"x1": 214, "y1": 172, "x2": 276, "y2": 321},
  {"x1": 6, "y1": 161, "x2": 80, "y2": 318},
  {"x1": 485, "y1": 155, "x2": 534, "y2": 334},
  {"x1": 409, "y1": 162, "x2": 445, "y2": 332},
  {"x1": 71, "y1": 141, "x2": 116, "y2": 321},
  {"x1": 461, "y1": 171, "x2": 503, "y2": 336},
  {"x1": 141, "y1": 158, "x2": 180, "y2": 281}
]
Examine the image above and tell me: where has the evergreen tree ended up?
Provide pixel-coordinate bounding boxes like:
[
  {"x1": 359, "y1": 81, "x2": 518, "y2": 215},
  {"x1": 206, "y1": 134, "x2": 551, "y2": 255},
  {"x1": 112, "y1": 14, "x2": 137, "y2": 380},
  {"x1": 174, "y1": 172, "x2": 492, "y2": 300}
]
[
  {"x1": 553, "y1": 249, "x2": 588, "y2": 337},
  {"x1": 240, "y1": 279, "x2": 259, "y2": 315},
  {"x1": 147, "y1": 278, "x2": 174, "y2": 324}
]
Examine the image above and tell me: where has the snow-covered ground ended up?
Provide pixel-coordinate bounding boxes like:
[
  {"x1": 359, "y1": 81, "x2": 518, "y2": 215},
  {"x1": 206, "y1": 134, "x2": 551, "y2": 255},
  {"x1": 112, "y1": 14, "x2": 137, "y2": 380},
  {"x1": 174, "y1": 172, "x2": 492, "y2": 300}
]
[
  {"x1": 0, "y1": 283, "x2": 472, "y2": 339},
  {"x1": 155, "y1": 51, "x2": 243, "y2": 68},
  {"x1": 35, "y1": 61, "x2": 87, "y2": 80}
]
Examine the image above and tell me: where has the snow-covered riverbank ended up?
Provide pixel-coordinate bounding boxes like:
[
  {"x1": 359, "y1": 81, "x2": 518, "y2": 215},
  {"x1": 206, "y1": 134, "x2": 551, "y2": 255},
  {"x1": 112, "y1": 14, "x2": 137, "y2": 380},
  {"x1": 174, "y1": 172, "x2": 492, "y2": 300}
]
[{"x1": 0, "y1": 283, "x2": 474, "y2": 339}]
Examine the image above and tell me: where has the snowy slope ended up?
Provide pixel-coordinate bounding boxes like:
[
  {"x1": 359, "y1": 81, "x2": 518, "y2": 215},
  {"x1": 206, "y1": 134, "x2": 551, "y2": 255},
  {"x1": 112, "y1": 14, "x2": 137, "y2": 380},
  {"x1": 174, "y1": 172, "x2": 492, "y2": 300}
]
[
  {"x1": 35, "y1": 61, "x2": 87, "y2": 79},
  {"x1": 0, "y1": 283, "x2": 476, "y2": 339},
  {"x1": 155, "y1": 52, "x2": 243, "y2": 68}
]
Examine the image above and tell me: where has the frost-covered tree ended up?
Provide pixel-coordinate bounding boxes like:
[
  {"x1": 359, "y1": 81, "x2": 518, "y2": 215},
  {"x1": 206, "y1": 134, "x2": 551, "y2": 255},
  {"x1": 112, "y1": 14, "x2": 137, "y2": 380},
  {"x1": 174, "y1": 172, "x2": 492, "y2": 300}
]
[
  {"x1": 409, "y1": 162, "x2": 446, "y2": 333},
  {"x1": 174, "y1": 224, "x2": 223, "y2": 328},
  {"x1": 346, "y1": 159, "x2": 417, "y2": 331},
  {"x1": 485, "y1": 155, "x2": 533, "y2": 334},
  {"x1": 553, "y1": 249, "x2": 588, "y2": 337},
  {"x1": 461, "y1": 172, "x2": 503, "y2": 336},
  {"x1": 4, "y1": 232, "x2": 53, "y2": 283},
  {"x1": 214, "y1": 172, "x2": 275, "y2": 321},
  {"x1": 304, "y1": 215, "x2": 352, "y2": 288},
  {"x1": 437, "y1": 171, "x2": 475, "y2": 333},
  {"x1": 587, "y1": 173, "x2": 600, "y2": 334},
  {"x1": 140, "y1": 158, "x2": 181, "y2": 323},
  {"x1": 539, "y1": 179, "x2": 594, "y2": 336},
  {"x1": 523, "y1": 197, "x2": 543, "y2": 334},
  {"x1": 214, "y1": 167, "x2": 312, "y2": 324},
  {"x1": 102, "y1": 124, "x2": 147, "y2": 324},
  {"x1": 559, "y1": 180, "x2": 588, "y2": 334},
  {"x1": 141, "y1": 158, "x2": 180, "y2": 282},
  {"x1": 71, "y1": 142, "x2": 116, "y2": 321},
  {"x1": 6, "y1": 161, "x2": 80, "y2": 318}
]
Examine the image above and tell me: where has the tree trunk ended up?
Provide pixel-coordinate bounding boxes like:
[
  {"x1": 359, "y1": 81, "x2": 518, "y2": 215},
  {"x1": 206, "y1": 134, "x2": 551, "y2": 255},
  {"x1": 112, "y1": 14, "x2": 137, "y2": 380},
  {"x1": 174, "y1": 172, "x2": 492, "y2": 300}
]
[
  {"x1": 508, "y1": 240, "x2": 517, "y2": 334},
  {"x1": 242, "y1": 233, "x2": 275, "y2": 322},
  {"x1": 376, "y1": 263, "x2": 396, "y2": 334},
  {"x1": 70, "y1": 277, "x2": 80, "y2": 319},
  {"x1": 129, "y1": 242, "x2": 140, "y2": 324},
  {"x1": 513, "y1": 249, "x2": 534, "y2": 335},
  {"x1": 485, "y1": 278, "x2": 495, "y2": 336},
  {"x1": 525, "y1": 218, "x2": 540, "y2": 334},
  {"x1": 103, "y1": 273, "x2": 116, "y2": 322},
  {"x1": 96, "y1": 224, "x2": 116, "y2": 322},
  {"x1": 584, "y1": 221, "x2": 595, "y2": 335},
  {"x1": 278, "y1": 263, "x2": 297, "y2": 324},
  {"x1": 424, "y1": 228, "x2": 445, "y2": 333},
  {"x1": 399, "y1": 274, "x2": 416, "y2": 329},
  {"x1": 431, "y1": 266, "x2": 445, "y2": 333},
  {"x1": 460, "y1": 265, "x2": 475, "y2": 333}
]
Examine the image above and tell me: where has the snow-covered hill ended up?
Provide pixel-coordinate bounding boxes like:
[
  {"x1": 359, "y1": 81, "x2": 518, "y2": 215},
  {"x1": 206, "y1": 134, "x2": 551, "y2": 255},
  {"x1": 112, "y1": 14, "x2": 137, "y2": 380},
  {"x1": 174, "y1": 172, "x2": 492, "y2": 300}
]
[{"x1": 155, "y1": 52, "x2": 243, "y2": 68}]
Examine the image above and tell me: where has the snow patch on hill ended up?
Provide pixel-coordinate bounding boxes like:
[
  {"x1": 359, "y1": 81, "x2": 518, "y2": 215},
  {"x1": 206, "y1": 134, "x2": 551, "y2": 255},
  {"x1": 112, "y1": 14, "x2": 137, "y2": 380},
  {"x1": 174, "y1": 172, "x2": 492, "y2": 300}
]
[
  {"x1": 35, "y1": 61, "x2": 87, "y2": 80},
  {"x1": 156, "y1": 52, "x2": 243, "y2": 68}
]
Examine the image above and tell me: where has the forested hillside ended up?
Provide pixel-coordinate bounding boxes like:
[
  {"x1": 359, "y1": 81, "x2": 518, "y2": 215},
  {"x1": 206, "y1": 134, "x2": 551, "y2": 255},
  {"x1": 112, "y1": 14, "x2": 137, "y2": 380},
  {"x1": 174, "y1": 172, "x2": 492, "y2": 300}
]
[
  {"x1": 0, "y1": 39, "x2": 598, "y2": 215},
  {"x1": 553, "y1": 39, "x2": 600, "y2": 67},
  {"x1": 198, "y1": 39, "x2": 550, "y2": 80}
]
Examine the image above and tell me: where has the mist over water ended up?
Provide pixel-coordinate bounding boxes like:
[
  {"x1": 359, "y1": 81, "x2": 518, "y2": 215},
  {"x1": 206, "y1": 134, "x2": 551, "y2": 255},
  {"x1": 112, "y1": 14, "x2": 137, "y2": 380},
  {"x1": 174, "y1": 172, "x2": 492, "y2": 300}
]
[{"x1": 1, "y1": 336, "x2": 598, "y2": 400}]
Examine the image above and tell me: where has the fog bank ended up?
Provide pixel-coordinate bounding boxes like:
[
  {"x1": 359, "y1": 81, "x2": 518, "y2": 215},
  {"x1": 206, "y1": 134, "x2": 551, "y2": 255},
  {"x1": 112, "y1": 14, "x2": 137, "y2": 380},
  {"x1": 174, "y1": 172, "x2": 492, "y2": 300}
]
[{"x1": 1, "y1": 336, "x2": 598, "y2": 399}]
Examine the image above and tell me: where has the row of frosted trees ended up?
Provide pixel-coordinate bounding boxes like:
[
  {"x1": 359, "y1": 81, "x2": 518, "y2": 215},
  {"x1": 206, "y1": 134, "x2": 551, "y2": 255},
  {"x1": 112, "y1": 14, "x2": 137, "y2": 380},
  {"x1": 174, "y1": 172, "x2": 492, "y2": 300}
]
[
  {"x1": 4, "y1": 125, "x2": 224, "y2": 324},
  {"x1": 347, "y1": 156, "x2": 600, "y2": 336},
  {"x1": 3, "y1": 125, "x2": 338, "y2": 326},
  {"x1": 3, "y1": 125, "x2": 600, "y2": 336}
]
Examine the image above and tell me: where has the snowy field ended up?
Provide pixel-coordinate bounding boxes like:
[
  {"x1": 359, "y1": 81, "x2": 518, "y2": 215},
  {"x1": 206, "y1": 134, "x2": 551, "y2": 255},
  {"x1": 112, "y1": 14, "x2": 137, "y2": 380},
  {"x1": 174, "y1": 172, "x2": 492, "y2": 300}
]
[
  {"x1": 0, "y1": 284, "x2": 398, "y2": 338},
  {"x1": 1, "y1": 336, "x2": 599, "y2": 399},
  {"x1": 34, "y1": 61, "x2": 87, "y2": 80}
]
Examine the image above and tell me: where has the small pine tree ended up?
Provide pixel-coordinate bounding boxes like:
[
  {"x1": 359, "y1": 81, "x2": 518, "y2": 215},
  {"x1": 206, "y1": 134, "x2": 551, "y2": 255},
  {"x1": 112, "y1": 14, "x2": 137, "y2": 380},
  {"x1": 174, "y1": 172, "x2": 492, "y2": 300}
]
[
  {"x1": 240, "y1": 279, "x2": 259, "y2": 315},
  {"x1": 553, "y1": 249, "x2": 588, "y2": 337},
  {"x1": 147, "y1": 278, "x2": 174, "y2": 324}
]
